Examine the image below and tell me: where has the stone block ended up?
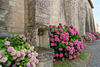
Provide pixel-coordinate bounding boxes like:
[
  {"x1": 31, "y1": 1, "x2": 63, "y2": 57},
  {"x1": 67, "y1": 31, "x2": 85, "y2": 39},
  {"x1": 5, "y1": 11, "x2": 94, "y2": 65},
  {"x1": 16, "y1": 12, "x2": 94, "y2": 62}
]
[{"x1": 37, "y1": 49, "x2": 54, "y2": 67}]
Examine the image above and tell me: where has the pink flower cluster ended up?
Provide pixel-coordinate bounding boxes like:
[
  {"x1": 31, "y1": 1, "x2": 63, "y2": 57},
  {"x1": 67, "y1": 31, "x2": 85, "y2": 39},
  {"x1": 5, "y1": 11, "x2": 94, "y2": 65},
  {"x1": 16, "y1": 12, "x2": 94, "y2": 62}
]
[
  {"x1": 26, "y1": 52, "x2": 39, "y2": 67},
  {"x1": 4, "y1": 41, "x2": 10, "y2": 46},
  {"x1": 0, "y1": 50, "x2": 7, "y2": 63},
  {"x1": 50, "y1": 23, "x2": 86, "y2": 61},
  {"x1": 0, "y1": 57, "x2": 8, "y2": 63}
]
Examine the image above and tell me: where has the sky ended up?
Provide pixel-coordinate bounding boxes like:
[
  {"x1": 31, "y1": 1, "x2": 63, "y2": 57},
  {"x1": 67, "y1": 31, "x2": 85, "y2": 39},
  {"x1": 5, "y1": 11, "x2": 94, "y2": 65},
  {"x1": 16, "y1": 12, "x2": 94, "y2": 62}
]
[{"x1": 92, "y1": 0, "x2": 100, "y2": 31}]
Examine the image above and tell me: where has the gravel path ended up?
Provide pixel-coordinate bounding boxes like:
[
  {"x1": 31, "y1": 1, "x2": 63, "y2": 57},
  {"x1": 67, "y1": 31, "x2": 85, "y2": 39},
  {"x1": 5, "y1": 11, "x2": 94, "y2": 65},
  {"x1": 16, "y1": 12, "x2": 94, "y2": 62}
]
[{"x1": 85, "y1": 39, "x2": 100, "y2": 67}]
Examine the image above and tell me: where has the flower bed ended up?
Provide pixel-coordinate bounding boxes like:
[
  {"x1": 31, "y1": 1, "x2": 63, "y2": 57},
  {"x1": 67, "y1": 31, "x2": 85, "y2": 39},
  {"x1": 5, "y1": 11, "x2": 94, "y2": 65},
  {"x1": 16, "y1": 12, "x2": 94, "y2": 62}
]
[
  {"x1": 0, "y1": 34, "x2": 39, "y2": 67},
  {"x1": 49, "y1": 23, "x2": 86, "y2": 61}
]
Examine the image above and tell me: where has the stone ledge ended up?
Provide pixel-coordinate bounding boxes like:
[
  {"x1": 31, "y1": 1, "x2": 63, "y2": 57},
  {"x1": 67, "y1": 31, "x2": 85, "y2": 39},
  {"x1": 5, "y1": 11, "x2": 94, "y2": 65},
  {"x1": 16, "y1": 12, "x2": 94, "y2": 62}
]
[
  {"x1": 37, "y1": 48, "x2": 54, "y2": 67},
  {"x1": 37, "y1": 49, "x2": 54, "y2": 62}
]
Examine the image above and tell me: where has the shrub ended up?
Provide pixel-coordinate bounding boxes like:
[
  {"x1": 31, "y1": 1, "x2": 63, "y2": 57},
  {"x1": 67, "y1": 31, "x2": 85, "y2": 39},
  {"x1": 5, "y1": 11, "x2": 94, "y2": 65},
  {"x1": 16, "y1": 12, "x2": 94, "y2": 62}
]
[
  {"x1": 49, "y1": 23, "x2": 86, "y2": 61},
  {"x1": 81, "y1": 34, "x2": 92, "y2": 43},
  {"x1": 85, "y1": 33, "x2": 96, "y2": 41},
  {"x1": 0, "y1": 34, "x2": 39, "y2": 67},
  {"x1": 91, "y1": 32, "x2": 100, "y2": 39}
]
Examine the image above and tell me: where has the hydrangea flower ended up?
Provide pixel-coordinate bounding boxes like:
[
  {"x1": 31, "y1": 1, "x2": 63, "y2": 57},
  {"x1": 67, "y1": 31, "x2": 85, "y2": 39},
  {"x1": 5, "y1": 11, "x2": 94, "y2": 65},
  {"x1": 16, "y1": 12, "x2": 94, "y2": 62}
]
[{"x1": 4, "y1": 41, "x2": 10, "y2": 46}]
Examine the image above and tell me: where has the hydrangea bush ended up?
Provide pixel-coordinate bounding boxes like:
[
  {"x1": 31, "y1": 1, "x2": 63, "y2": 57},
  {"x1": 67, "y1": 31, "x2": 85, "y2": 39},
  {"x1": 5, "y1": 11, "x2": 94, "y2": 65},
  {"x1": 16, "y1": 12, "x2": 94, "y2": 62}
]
[
  {"x1": 0, "y1": 34, "x2": 39, "y2": 67},
  {"x1": 49, "y1": 23, "x2": 86, "y2": 61},
  {"x1": 81, "y1": 34, "x2": 92, "y2": 43},
  {"x1": 91, "y1": 32, "x2": 100, "y2": 39},
  {"x1": 86, "y1": 33, "x2": 96, "y2": 41}
]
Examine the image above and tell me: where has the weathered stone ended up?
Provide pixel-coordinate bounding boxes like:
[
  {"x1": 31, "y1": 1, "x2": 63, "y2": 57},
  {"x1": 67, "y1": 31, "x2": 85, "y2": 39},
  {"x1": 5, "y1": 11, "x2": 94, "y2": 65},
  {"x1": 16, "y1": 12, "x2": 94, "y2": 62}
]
[{"x1": 37, "y1": 49, "x2": 54, "y2": 67}]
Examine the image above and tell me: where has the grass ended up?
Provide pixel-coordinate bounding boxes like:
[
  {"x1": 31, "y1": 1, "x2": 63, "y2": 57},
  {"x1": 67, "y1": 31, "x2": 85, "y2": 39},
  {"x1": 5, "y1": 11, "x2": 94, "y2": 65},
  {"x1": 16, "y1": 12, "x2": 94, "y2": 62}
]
[
  {"x1": 84, "y1": 42, "x2": 88, "y2": 45},
  {"x1": 53, "y1": 50, "x2": 91, "y2": 67}
]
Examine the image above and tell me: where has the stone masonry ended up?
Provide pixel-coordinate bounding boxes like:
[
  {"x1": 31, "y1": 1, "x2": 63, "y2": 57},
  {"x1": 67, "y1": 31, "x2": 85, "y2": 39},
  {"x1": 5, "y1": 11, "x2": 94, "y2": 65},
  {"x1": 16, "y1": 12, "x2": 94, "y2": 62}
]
[{"x1": 0, "y1": 0, "x2": 96, "y2": 37}]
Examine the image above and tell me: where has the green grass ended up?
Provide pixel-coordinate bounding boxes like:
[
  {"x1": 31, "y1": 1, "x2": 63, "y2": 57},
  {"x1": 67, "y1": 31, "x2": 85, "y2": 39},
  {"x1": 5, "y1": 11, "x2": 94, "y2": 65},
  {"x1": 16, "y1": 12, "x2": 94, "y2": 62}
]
[
  {"x1": 78, "y1": 51, "x2": 89, "y2": 61},
  {"x1": 53, "y1": 50, "x2": 91, "y2": 67},
  {"x1": 84, "y1": 42, "x2": 88, "y2": 45},
  {"x1": 53, "y1": 60, "x2": 72, "y2": 67}
]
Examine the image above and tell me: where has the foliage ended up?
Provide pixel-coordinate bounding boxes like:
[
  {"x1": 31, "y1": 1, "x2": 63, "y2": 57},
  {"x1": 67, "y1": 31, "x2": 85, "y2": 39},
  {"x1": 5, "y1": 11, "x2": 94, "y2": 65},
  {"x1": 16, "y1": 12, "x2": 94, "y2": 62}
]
[
  {"x1": 49, "y1": 23, "x2": 86, "y2": 61},
  {"x1": 0, "y1": 34, "x2": 39, "y2": 67}
]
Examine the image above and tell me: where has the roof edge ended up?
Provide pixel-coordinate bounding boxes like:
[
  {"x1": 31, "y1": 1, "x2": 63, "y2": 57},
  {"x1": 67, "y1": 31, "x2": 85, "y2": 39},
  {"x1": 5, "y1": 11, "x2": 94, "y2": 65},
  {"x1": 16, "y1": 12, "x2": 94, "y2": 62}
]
[{"x1": 88, "y1": 0, "x2": 94, "y2": 8}]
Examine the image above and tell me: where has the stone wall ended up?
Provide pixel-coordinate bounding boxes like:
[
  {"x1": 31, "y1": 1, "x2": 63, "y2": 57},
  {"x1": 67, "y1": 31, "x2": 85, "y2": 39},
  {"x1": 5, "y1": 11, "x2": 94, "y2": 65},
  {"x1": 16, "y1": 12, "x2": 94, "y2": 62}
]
[
  {"x1": 26, "y1": 0, "x2": 51, "y2": 48},
  {"x1": 0, "y1": 0, "x2": 96, "y2": 37},
  {"x1": 50, "y1": 0, "x2": 66, "y2": 25},
  {"x1": 5, "y1": 0, "x2": 25, "y2": 34},
  {"x1": 0, "y1": 0, "x2": 10, "y2": 38}
]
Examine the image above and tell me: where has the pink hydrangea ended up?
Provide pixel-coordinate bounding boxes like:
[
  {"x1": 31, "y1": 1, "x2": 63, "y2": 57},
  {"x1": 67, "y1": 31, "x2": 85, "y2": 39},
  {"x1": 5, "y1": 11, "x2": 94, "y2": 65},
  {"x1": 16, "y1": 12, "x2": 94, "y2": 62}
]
[
  {"x1": 11, "y1": 50, "x2": 16, "y2": 56},
  {"x1": 51, "y1": 43, "x2": 55, "y2": 46},
  {"x1": 19, "y1": 35, "x2": 22, "y2": 38},
  {"x1": 55, "y1": 37, "x2": 59, "y2": 42},
  {"x1": 54, "y1": 29, "x2": 58, "y2": 32},
  {"x1": 62, "y1": 57, "x2": 65, "y2": 61},
  {"x1": 16, "y1": 51, "x2": 21, "y2": 57},
  {"x1": 20, "y1": 50, "x2": 25, "y2": 55},
  {"x1": 65, "y1": 32, "x2": 69, "y2": 36},
  {"x1": 73, "y1": 55, "x2": 76, "y2": 59},
  {"x1": 14, "y1": 34, "x2": 17, "y2": 37},
  {"x1": 69, "y1": 43, "x2": 73, "y2": 47},
  {"x1": 69, "y1": 50, "x2": 73, "y2": 54},
  {"x1": 54, "y1": 43, "x2": 57, "y2": 46},
  {"x1": 69, "y1": 55, "x2": 73, "y2": 59},
  {"x1": 4, "y1": 41, "x2": 10, "y2": 46},
  {"x1": 26, "y1": 62, "x2": 30, "y2": 66},
  {"x1": 56, "y1": 32, "x2": 60, "y2": 34},
  {"x1": 50, "y1": 33, "x2": 53, "y2": 37},
  {"x1": 66, "y1": 46, "x2": 71, "y2": 50},
  {"x1": 65, "y1": 53, "x2": 68, "y2": 57},
  {"x1": 50, "y1": 38, "x2": 55, "y2": 42},
  {"x1": 7, "y1": 47, "x2": 14, "y2": 52},
  {"x1": 59, "y1": 53, "x2": 63, "y2": 57},
  {"x1": 59, "y1": 29, "x2": 63, "y2": 32},
  {"x1": 66, "y1": 25, "x2": 69, "y2": 28},
  {"x1": 53, "y1": 25, "x2": 56, "y2": 27},
  {"x1": 59, "y1": 47, "x2": 63, "y2": 51},
  {"x1": 76, "y1": 52, "x2": 79, "y2": 56},
  {"x1": 23, "y1": 37, "x2": 26, "y2": 41},
  {"x1": 55, "y1": 35, "x2": 58, "y2": 38},
  {"x1": 65, "y1": 37, "x2": 69, "y2": 41},
  {"x1": 53, "y1": 58, "x2": 56, "y2": 62},
  {"x1": 0, "y1": 57, "x2": 8, "y2": 63},
  {"x1": 28, "y1": 54, "x2": 31, "y2": 57},
  {"x1": 74, "y1": 39, "x2": 79, "y2": 45},
  {"x1": 70, "y1": 25, "x2": 74, "y2": 28},
  {"x1": 55, "y1": 54, "x2": 59, "y2": 57},
  {"x1": 65, "y1": 42, "x2": 68, "y2": 45},
  {"x1": 61, "y1": 41, "x2": 65, "y2": 44}
]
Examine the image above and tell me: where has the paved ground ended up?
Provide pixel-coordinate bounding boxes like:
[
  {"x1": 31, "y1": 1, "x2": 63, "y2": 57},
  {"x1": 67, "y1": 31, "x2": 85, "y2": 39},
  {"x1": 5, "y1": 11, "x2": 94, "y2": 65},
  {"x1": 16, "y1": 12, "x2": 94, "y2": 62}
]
[{"x1": 85, "y1": 39, "x2": 100, "y2": 67}]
